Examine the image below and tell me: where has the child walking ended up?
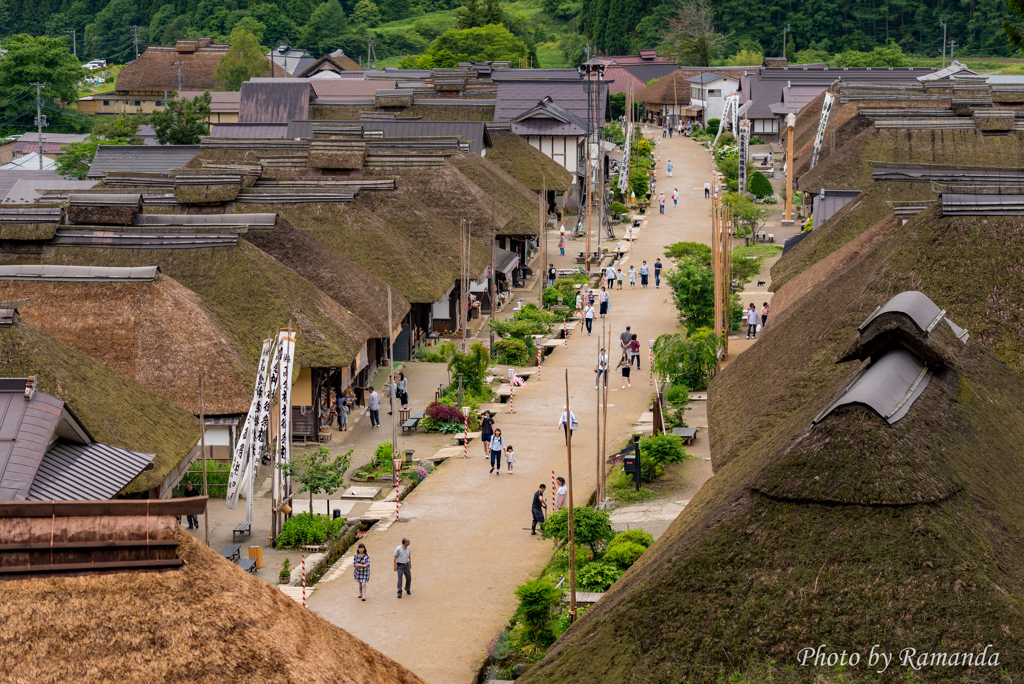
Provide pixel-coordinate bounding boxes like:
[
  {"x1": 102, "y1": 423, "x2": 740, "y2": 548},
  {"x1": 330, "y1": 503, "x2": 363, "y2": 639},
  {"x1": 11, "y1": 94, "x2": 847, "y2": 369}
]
[
  {"x1": 506, "y1": 445, "x2": 516, "y2": 474},
  {"x1": 616, "y1": 268, "x2": 623, "y2": 290}
]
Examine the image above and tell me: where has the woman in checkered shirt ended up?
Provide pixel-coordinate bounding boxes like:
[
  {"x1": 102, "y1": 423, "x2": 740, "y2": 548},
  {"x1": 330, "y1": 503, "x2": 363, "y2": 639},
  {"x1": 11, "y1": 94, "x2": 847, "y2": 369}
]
[{"x1": 353, "y1": 543, "x2": 370, "y2": 601}]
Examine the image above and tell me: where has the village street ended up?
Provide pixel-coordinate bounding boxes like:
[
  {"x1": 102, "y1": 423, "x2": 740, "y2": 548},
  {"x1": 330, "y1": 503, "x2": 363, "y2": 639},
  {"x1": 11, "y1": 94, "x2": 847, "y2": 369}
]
[{"x1": 306, "y1": 129, "x2": 727, "y2": 683}]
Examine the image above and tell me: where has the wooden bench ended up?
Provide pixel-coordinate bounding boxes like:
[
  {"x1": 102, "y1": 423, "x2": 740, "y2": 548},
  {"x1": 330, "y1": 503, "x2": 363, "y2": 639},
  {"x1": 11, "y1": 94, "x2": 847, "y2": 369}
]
[
  {"x1": 237, "y1": 557, "x2": 258, "y2": 573},
  {"x1": 220, "y1": 544, "x2": 241, "y2": 561},
  {"x1": 232, "y1": 521, "x2": 252, "y2": 543},
  {"x1": 671, "y1": 427, "x2": 698, "y2": 445},
  {"x1": 411, "y1": 411, "x2": 424, "y2": 421},
  {"x1": 401, "y1": 417, "x2": 420, "y2": 434}
]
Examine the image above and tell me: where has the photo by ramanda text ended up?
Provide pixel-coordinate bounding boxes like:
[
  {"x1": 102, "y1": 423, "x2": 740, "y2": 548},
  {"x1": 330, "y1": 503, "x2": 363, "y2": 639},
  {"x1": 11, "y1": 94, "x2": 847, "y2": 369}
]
[{"x1": 797, "y1": 644, "x2": 1000, "y2": 673}]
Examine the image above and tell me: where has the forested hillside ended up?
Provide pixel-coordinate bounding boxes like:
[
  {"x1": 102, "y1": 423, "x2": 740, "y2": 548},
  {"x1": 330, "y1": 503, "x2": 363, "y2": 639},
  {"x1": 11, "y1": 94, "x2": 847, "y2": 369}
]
[{"x1": 0, "y1": 0, "x2": 1019, "y2": 66}]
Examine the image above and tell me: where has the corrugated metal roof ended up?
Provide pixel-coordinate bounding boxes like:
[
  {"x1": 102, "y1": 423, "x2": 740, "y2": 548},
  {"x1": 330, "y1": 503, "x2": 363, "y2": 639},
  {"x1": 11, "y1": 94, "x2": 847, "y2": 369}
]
[
  {"x1": 941, "y1": 193, "x2": 1024, "y2": 215},
  {"x1": 87, "y1": 146, "x2": 201, "y2": 178},
  {"x1": 687, "y1": 73, "x2": 738, "y2": 84},
  {"x1": 238, "y1": 81, "x2": 312, "y2": 123},
  {"x1": 493, "y1": 78, "x2": 608, "y2": 123},
  {"x1": 0, "y1": 265, "x2": 160, "y2": 282},
  {"x1": 623, "y1": 63, "x2": 681, "y2": 84},
  {"x1": 812, "y1": 190, "x2": 861, "y2": 229},
  {"x1": 510, "y1": 96, "x2": 591, "y2": 135},
  {"x1": 14, "y1": 132, "x2": 89, "y2": 144},
  {"x1": 135, "y1": 214, "x2": 276, "y2": 227},
  {"x1": 2, "y1": 179, "x2": 96, "y2": 204},
  {"x1": 51, "y1": 229, "x2": 237, "y2": 249},
  {"x1": 0, "y1": 170, "x2": 61, "y2": 199},
  {"x1": 311, "y1": 80, "x2": 394, "y2": 98},
  {"x1": 0, "y1": 154, "x2": 56, "y2": 170},
  {"x1": 208, "y1": 123, "x2": 289, "y2": 139},
  {"x1": 26, "y1": 440, "x2": 154, "y2": 501},
  {"x1": 493, "y1": 246, "x2": 519, "y2": 274},
  {"x1": 287, "y1": 120, "x2": 491, "y2": 154},
  {"x1": 13, "y1": 142, "x2": 76, "y2": 155},
  {"x1": 0, "y1": 388, "x2": 63, "y2": 502},
  {"x1": 814, "y1": 348, "x2": 931, "y2": 426}
]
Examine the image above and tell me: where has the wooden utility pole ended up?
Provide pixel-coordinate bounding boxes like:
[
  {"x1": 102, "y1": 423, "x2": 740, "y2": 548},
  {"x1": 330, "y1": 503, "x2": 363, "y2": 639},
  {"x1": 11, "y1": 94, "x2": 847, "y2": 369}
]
[
  {"x1": 564, "y1": 370, "x2": 577, "y2": 623},
  {"x1": 199, "y1": 373, "x2": 209, "y2": 546},
  {"x1": 596, "y1": 319, "x2": 603, "y2": 502},
  {"x1": 540, "y1": 176, "x2": 546, "y2": 306},
  {"x1": 601, "y1": 328, "x2": 610, "y2": 503},
  {"x1": 784, "y1": 113, "x2": 796, "y2": 224},
  {"x1": 461, "y1": 219, "x2": 467, "y2": 352},
  {"x1": 388, "y1": 287, "x2": 397, "y2": 461},
  {"x1": 584, "y1": 67, "x2": 592, "y2": 275},
  {"x1": 490, "y1": 204, "x2": 497, "y2": 349},
  {"x1": 723, "y1": 205, "x2": 731, "y2": 357}
]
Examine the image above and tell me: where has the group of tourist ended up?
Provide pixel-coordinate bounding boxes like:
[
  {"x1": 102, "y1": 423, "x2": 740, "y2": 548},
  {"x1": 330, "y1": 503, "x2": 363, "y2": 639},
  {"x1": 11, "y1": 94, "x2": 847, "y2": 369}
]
[
  {"x1": 530, "y1": 476, "x2": 569, "y2": 535},
  {"x1": 351, "y1": 537, "x2": 414, "y2": 601}
]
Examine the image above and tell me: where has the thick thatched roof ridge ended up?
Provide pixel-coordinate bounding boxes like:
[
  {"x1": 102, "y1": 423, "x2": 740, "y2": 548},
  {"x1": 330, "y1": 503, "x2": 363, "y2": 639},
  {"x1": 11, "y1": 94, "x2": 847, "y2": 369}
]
[
  {"x1": 239, "y1": 213, "x2": 412, "y2": 335},
  {"x1": 522, "y1": 203, "x2": 1024, "y2": 682},
  {"x1": 0, "y1": 316, "x2": 198, "y2": 495},
  {"x1": 0, "y1": 528, "x2": 427, "y2": 683},
  {"x1": 483, "y1": 130, "x2": 573, "y2": 192},
  {"x1": 449, "y1": 149, "x2": 545, "y2": 238},
  {"x1": 0, "y1": 275, "x2": 250, "y2": 417}
]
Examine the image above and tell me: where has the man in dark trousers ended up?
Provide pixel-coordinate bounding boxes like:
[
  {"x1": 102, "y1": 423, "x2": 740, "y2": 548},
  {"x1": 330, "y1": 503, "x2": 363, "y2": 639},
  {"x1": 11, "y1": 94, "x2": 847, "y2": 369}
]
[
  {"x1": 654, "y1": 258, "x2": 663, "y2": 289},
  {"x1": 182, "y1": 480, "x2": 201, "y2": 529},
  {"x1": 548, "y1": 263, "x2": 557, "y2": 287},
  {"x1": 394, "y1": 538, "x2": 412, "y2": 598},
  {"x1": 531, "y1": 484, "x2": 547, "y2": 535}
]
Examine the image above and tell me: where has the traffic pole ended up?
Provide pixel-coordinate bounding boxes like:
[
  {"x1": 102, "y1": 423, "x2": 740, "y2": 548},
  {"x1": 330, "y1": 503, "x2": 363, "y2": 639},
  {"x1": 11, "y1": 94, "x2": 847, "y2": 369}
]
[{"x1": 301, "y1": 553, "x2": 306, "y2": 608}]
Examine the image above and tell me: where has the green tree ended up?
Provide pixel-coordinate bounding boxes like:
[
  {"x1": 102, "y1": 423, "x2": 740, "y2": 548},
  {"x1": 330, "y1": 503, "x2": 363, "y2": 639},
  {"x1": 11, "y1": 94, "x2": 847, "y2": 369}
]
[
  {"x1": 831, "y1": 43, "x2": 909, "y2": 67},
  {"x1": 83, "y1": 0, "x2": 141, "y2": 58},
  {"x1": 92, "y1": 113, "x2": 145, "y2": 144},
  {"x1": 214, "y1": 26, "x2": 271, "y2": 91},
  {"x1": 430, "y1": 24, "x2": 530, "y2": 62},
  {"x1": 665, "y1": 258, "x2": 715, "y2": 333},
  {"x1": 301, "y1": 0, "x2": 349, "y2": 54},
  {"x1": 232, "y1": 16, "x2": 268, "y2": 43},
  {"x1": 350, "y1": 0, "x2": 382, "y2": 27},
  {"x1": 479, "y1": 0, "x2": 503, "y2": 25},
  {"x1": 447, "y1": 342, "x2": 491, "y2": 393},
  {"x1": 53, "y1": 139, "x2": 106, "y2": 180},
  {"x1": 277, "y1": 445, "x2": 351, "y2": 516},
  {"x1": 722, "y1": 192, "x2": 769, "y2": 237},
  {"x1": 0, "y1": 35, "x2": 87, "y2": 125},
  {"x1": 250, "y1": 4, "x2": 300, "y2": 46},
  {"x1": 455, "y1": 0, "x2": 482, "y2": 29},
  {"x1": 659, "y1": 0, "x2": 727, "y2": 66},
  {"x1": 748, "y1": 170, "x2": 773, "y2": 198},
  {"x1": 652, "y1": 329, "x2": 720, "y2": 389},
  {"x1": 150, "y1": 92, "x2": 211, "y2": 145},
  {"x1": 514, "y1": 578, "x2": 562, "y2": 644},
  {"x1": 541, "y1": 506, "x2": 615, "y2": 555}
]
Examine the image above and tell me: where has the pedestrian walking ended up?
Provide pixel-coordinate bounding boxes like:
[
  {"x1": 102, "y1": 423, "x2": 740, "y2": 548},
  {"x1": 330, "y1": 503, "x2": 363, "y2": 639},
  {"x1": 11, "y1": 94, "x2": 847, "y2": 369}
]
[
  {"x1": 337, "y1": 395, "x2": 349, "y2": 432},
  {"x1": 667, "y1": 159, "x2": 673, "y2": 177},
  {"x1": 746, "y1": 303, "x2": 758, "y2": 339},
  {"x1": 640, "y1": 261, "x2": 650, "y2": 288},
  {"x1": 616, "y1": 268, "x2": 623, "y2": 290},
  {"x1": 505, "y1": 445, "x2": 516, "y2": 474},
  {"x1": 617, "y1": 350, "x2": 632, "y2": 388},
  {"x1": 367, "y1": 386, "x2": 380, "y2": 427},
  {"x1": 704, "y1": 180, "x2": 711, "y2": 198},
  {"x1": 658, "y1": 192, "x2": 666, "y2": 214},
  {"x1": 394, "y1": 538, "x2": 412, "y2": 598},
  {"x1": 575, "y1": 291, "x2": 583, "y2": 315},
  {"x1": 398, "y1": 372, "x2": 409, "y2": 410},
  {"x1": 584, "y1": 302, "x2": 595, "y2": 335},
  {"x1": 629, "y1": 265, "x2": 636, "y2": 289},
  {"x1": 480, "y1": 410, "x2": 495, "y2": 457},
  {"x1": 654, "y1": 258, "x2": 663, "y2": 288},
  {"x1": 489, "y1": 428, "x2": 505, "y2": 475},
  {"x1": 353, "y1": 543, "x2": 370, "y2": 600},
  {"x1": 554, "y1": 477, "x2": 567, "y2": 510},
  {"x1": 182, "y1": 480, "x2": 200, "y2": 529},
  {"x1": 629, "y1": 334, "x2": 641, "y2": 369},
  {"x1": 598, "y1": 287, "x2": 609, "y2": 318},
  {"x1": 558, "y1": 233, "x2": 565, "y2": 256},
  {"x1": 760, "y1": 302, "x2": 769, "y2": 328},
  {"x1": 595, "y1": 348, "x2": 608, "y2": 389},
  {"x1": 672, "y1": 188, "x2": 678, "y2": 206},
  {"x1": 548, "y1": 263, "x2": 556, "y2": 287},
  {"x1": 531, "y1": 484, "x2": 547, "y2": 535},
  {"x1": 605, "y1": 264, "x2": 616, "y2": 286},
  {"x1": 662, "y1": 125, "x2": 667, "y2": 137},
  {"x1": 619, "y1": 325, "x2": 632, "y2": 350},
  {"x1": 559, "y1": 406, "x2": 578, "y2": 443}
]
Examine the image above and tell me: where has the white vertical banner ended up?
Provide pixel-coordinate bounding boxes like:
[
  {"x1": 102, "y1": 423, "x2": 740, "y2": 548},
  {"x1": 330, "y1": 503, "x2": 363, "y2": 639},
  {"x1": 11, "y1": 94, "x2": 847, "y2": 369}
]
[
  {"x1": 276, "y1": 328, "x2": 296, "y2": 506},
  {"x1": 810, "y1": 93, "x2": 834, "y2": 169},
  {"x1": 730, "y1": 95, "x2": 739, "y2": 136},
  {"x1": 738, "y1": 120, "x2": 750, "y2": 196},
  {"x1": 226, "y1": 337, "x2": 274, "y2": 510},
  {"x1": 248, "y1": 339, "x2": 278, "y2": 522}
]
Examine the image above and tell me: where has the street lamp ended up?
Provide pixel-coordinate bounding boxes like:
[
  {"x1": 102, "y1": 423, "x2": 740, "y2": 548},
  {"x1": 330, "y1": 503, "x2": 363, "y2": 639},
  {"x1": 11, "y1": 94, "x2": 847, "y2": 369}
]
[{"x1": 578, "y1": 58, "x2": 607, "y2": 275}]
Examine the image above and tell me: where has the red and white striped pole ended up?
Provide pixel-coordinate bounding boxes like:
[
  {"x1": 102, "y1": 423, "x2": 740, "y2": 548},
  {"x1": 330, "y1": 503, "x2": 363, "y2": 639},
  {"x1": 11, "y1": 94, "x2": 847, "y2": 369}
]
[
  {"x1": 551, "y1": 470, "x2": 556, "y2": 508},
  {"x1": 301, "y1": 553, "x2": 306, "y2": 608},
  {"x1": 508, "y1": 369, "x2": 516, "y2": 414},
  {"x1": 649, "y1": 340, "x2": 654, "y2": 386},
  {"x1": 537, "y1": 347, "x2": 542, "y2": 378},
  {"x1": 393, "y1": 458, "x2": 402, "y2": 521},
  {"x1": 462, "y1": 407, "x2": 468, "y2": 458},
  {"x1": 563, "y1": 320, "x2": 568, "y2": 348}
]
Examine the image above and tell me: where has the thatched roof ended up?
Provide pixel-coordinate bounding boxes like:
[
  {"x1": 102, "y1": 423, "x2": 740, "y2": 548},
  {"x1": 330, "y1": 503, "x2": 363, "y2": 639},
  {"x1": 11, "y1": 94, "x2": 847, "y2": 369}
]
[
  {"x1": 482, "y1": 130, "x2": 573, "y2": 192},
  {"x1": 523, "y1": 203, "x2": 1024, "y2": 681},
  {"x1": 448, "y1": 149, "x2": 545, "y2": 238},
  {"x1": 0, "y1": 275, "x2": 251, "y2": 417},
  {"x1": 0, "y1": 528, "x2": 427, "y2": 683},
  {"x1": 0, "y1": 241, "x2": 372, "y2": 414},
  {"x1": 0, "y1": 316, "x2": 198, "y2": 495},
  {"x1": 239, "y1": 215, "x2": 412, "y2": 336},
  {"x1": 635, "y1": 69, "x2": 690, "y2": 105},
  {"x1": 115, "y1": 40, "x2": 285, "y2": 93}
]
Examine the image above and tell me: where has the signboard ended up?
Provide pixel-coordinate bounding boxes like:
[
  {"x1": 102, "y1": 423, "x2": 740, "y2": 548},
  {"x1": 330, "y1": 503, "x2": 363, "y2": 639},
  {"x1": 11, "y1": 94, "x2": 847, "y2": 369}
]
[
  {"x1": 810, "y1": 93, "x2": 834, "y2": 169},
  {"x1": 738, "y1": 120, "x2": 750, "y2": 196}
]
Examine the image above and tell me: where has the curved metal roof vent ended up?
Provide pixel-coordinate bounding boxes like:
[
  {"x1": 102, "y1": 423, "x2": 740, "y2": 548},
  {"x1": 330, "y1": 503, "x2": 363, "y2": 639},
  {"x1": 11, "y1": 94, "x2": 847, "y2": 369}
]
[
  {"x1": 859, "y1": 290, "x2": 968, "y2": 343},
  {"x1": 813, "y1": 348, "x2": 931, "y2": 425}
]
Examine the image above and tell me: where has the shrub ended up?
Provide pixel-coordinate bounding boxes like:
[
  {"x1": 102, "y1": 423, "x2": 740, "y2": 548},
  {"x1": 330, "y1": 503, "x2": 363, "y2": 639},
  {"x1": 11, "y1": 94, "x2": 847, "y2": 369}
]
[
  {"x1": 426, "y1": 401, "x2": 464, "y2": 423},
  {"x1": 717, "y1": 156, "x2": 738, "y2": 181},
  {"x1": 542, "y1": 506, "x2": 615, "y2": 554},
  {"x1": 750, "y1": 135, "x2": 766, "y2": 145},
  {"x1": 417, "y1": 341, "x2": 455, "y2": 362},
  {"x1": 276, "y1": 513, "x2": 344, "y2": 548},
  {"x1": 665, "y1": 383, "x2": 690, "y2": 406},
  {"x1": 550, "y1": 543, "x2": 592, "y2": 572},
  {"x1": 748, "y1": 170, "x2": 773, "y2": 198},
  {"x1": 279, "y1": 558, "x2": 291, "y2": 580},
  {"x1": 608, "y1": 201, "x2": 628, "y2": 217},
  {"x1": 707, "y1": 118, "x2": 721, "y2": 128},
  {"x1": 514, "y1": 578, "x2": 562, "y2": 644},
  {"x1": 604, "y1": 541, "x2": 646, "y2": 569},
  {"x1": 576, "y1": 561, "x2": 623, "y2": 591},
  {"x1": 494, "y1": 338, "x2": 531, "y2": 366},
  {"x1": 640, "y1": 434, "x2": 687, "y2": 466},
  {"x1": 181, "y1": 460, "x2": 230, "y2": 498},
  {"x1": 727, "y1": 179, "x2": 739, "y2": 192},
  {"x1": 409, "y1": 465, "x2": 429, "y2": 484},
  {"x1": 639, "y1": 452, "x2": 664, "y2": 483},
  {"x1": 609, "y1": 529, "x2": 655, "y2": 549}
]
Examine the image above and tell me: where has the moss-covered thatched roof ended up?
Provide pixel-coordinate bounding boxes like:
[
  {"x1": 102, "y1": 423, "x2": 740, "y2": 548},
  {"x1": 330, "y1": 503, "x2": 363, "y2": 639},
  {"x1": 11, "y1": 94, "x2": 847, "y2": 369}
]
[
  {"x1": 0, "y1": 241, "x2": 370, "y2": 414},
  {"x1": 449, "y1": 149, "x2": 545, "y2": 238},
  {"x1": 0, "y1": 528, "x2": 427, "y2": 683},
  {"x1": 523, "y1": 204, "x2": 1024, "y2": 682},
  {"x1": 482, "y1": 130, "x2": 573, "y2": 192},
  {"x1": 0, "y1": 315, "x2": 198, "y2": 495}
]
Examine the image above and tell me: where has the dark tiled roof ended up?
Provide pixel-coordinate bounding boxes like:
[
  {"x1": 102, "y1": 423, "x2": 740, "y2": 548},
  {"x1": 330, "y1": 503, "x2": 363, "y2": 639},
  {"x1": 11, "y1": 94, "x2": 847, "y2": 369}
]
[
  {"x1": 286, "y1": 120, "x2": 491, "y2": 154},
  {"x1": 493, "y1": 78, "x2": 608, "y2": 123},
  {"x1": 0, "y1": 170, "x2": 61, "y2": 199},
  {"x1": 623, "y1": 63, "x2": 680, "y2": 84},
  {"x1": 687, "y1": 72, "x2": 738, "y2": 84},
  {"x1": 509, "y1": 97, "x2": 591, "y2": 135},
  {"x1": 87, "y1": 146, "x2": 201, "y2": 178},
  {"x1": 208, "y1": 123, "x2": 289, "y2": 138},
  {"x1": 0, "y1": 383, "x2": 63, "y2": 501},
  {"x1": 239, "y1": 81, "x2": 312, "y2": 123},
  {"x1": 26, "y1": 440, "x2": 154, "y2": 501}
]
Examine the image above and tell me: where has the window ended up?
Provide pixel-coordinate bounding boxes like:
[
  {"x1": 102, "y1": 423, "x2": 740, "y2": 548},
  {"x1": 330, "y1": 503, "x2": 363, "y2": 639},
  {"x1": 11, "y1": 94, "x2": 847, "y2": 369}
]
[
  {"x1": 134, "y1": 101, "x2": 141, "y2": 106},
  {"x1": 102, "y1": 100, "x2": 110, "y2": 106},
  {"x1": 124, "y1": 100, "x2": 129, "y2": 105},
  {"x1": 155, "y1": 101, "x2": 163, "y2": 107},
  {"x1": 708, "y1": 89, "x2": 721, "y2": 97}
]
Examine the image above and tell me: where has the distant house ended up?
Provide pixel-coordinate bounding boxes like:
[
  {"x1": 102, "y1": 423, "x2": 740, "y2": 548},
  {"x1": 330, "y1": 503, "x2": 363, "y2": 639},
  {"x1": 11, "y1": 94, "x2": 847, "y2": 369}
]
[
  {"x1": 687, "y1": 73, "x2": 740, "y2": 122},
  {"x1": 0, "y1": 132, "x2": 87, "y2": 164},
  {"x1": 298, "y1": 50, "x2": 362, "y2": 78},
  {"x1": 508, "y1": 96, "x2": 589, "y2": 174},
  {"x1": 267, "y1": 45, "x2": 317, "y2": 76},
  {"x1": 108, "y1": 39, "x2": 284, "y2": 116},
  {"x1": 179, "y1": 91, "x2": 242, "y2": 123}
]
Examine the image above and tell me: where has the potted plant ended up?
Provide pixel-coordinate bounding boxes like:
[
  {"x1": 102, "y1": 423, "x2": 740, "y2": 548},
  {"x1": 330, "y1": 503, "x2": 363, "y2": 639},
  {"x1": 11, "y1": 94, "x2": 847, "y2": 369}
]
[{"x1": 279, "y1": 558, "x2": 291, "y2": 584}]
